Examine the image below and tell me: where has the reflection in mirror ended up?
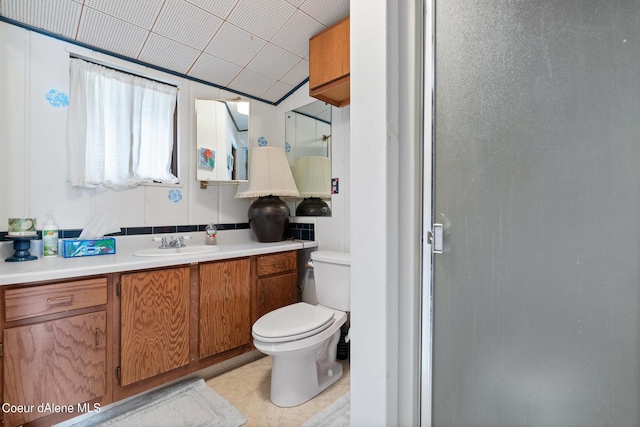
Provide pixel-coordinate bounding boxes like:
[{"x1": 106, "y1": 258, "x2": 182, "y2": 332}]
[
  {"x1": 196, "y1": 99, "x2": 249, "y2": 182},
  {"x1": 285, "y1": 101, "x2": 332, "y2": 216}
]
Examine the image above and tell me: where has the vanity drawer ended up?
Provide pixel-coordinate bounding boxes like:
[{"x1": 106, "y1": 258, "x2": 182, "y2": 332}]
[
  {"x1": 5, "y1": 277, "x2": 107, "y2": 322},
  {"x1": 256, "y1": 251, "x2": 297, "y2": 277}
]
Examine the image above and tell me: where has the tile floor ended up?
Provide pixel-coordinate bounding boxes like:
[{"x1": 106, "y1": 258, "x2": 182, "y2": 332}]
[{"x1": 206, "y1": 355, "x2": 350, "y2": 427}]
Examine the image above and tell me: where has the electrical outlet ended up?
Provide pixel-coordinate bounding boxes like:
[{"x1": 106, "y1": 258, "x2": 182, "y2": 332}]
[{"x1": 331, "y1": 178, "x2": 339, "y2": 194}]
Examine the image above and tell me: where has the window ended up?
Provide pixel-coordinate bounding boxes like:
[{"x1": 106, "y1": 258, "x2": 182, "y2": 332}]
[{"x1": 67, "y1": 58, "x2": 179, "y2": 189}]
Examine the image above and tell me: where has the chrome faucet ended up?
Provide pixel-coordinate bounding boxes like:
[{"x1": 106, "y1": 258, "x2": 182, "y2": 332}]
[{"x1": 154, "y1": 235, "x2": 191, "y2": 249}]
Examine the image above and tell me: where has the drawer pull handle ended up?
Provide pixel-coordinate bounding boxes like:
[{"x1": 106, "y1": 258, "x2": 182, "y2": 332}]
[
  {"x1": 95, "y1": 328, "x2": 100, "y2": 348},
  {"x1": 46, "y1": 295, "x2": 75, "y2": 305}
]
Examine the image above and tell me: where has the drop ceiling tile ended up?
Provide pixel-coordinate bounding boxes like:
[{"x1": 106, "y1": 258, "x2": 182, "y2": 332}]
[
  {"x1": 77, "y1": 8, "x2": 148, "y2": 58},
  {"x1": 1, "y1": 0, "x2": 82, "y2": 39},
  {"x1": 285, "y1": 0, "x2": 305, "y2": 7},
  {"x1": 139, "y1": 33, "x2": 201, "y2": 74},
  {"x1": 153, "y1": 0, "x2": 222, "y2": 50},
  {"x1": 271, "y1": 10, "x2": 325, "y2": 57},
  {"x1": 204, "y1": 22, "x2": 266, "y2": 67},
  {"x1": 185, "y1": 0, "x2": 238, "y2": 19},
  {"x1": 84, "y1": 0, "x2": 164, "y2": 29},
  {"x1": 227, "y1": 68, "x2": 276, "y2": 99},
  {"x1": 188, "y1": 53, "x2": 242, "y2": 87},
  {"x1": 226, "y1": 0, "x2": 295, "y2": 41},
  {"x1": 300, "y1": 0, "x2": 349, "y2": 26},
  {"x1": 261, "y1": 81, "x2": 295, "y2": 103},
  {"x1": 281, "y1": 59, "x2": 309, "y2": 86},
  {"x1": 246, "y1": 43, "x2": 300, "y2": 80}
]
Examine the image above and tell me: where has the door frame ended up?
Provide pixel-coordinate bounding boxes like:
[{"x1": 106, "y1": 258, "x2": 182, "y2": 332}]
[{"x1": 420, "y1": 0, "x2": 435, "y2": 425}]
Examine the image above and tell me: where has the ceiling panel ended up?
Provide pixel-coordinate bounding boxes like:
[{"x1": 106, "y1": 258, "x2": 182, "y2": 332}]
[
  {"x1": 271, "y1": 10, "x2": 326, "y2": 58},
  {"x1": 2, "y1": 0, "x2": 82, "y2": 38},
  {"x1": 227, "y1": 68, "x2": 276, "y2": 97},
  {"x1": 153, "y1": 0, "x2": 222, "y2": 50},
  {"x1": 261, "y1": 80, "x2": 295, "y2": 103},
  {"x1": 77, "y1": 8, "x2": 148, "y2": 58},
  {"x1": 281, "y1": 59, "x2": 309, "y2": 87},
  {"x1": 188, "y1": 53, "x2": 242, "y2": 87},
  {"x1": 139, "y1": 33, "x2": 201, "y2": 74},
  {"x1": 0, "y1": 0, "x2": 350, "y2": 104},
  {"x1": 246, "y1": 43, "x2": 300, "y2": 80},
  {"x1": 204, "y1": 22, "x2": 266, "y2": 67},
  {"x1": 226, "y1": 0, "x2": 295, "y2": 41},
  {"x1": 186, "y1": 0, "x2": 237, "y2": 19},
  {"x1": 84, "y1": 0, "x2": 164, "y2": 29}
]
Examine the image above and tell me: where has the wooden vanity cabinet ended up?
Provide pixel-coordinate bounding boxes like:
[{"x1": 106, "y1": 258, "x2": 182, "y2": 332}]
[
  {"x1": 1, "y1": 277, "x2": 111, "y2": 427},
  {"x1": 114, "y1": 266, "x2": 190, "y2": 399},
  {"x1": 198, "y1": 258, "x2": 251, "y2": 359},
  {"x1": 309, "y1": 16, "x2": 350, "y2": 107},
  {"x1": 252, "y1": 251, "x2": 298, "y2": 325},
  {"x1": 0, "y1": 248, "x2": 305, "y2": 424}
]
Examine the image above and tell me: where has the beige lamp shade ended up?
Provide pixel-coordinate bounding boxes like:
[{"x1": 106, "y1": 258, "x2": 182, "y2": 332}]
[
  {"x1": 293, "y1": 156, "x2": 331, "y2": 199},
  {"x1": 235, "y1": 147, "x2": 299, "y2": 198}
]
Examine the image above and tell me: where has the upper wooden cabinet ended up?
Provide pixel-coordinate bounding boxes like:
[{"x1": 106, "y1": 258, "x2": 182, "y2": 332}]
[{"x1": 309, "y1": 16, "x2": 350, "y2": 107}]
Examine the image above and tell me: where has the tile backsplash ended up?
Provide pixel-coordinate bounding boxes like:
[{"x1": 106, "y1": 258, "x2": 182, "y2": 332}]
[{"x1": 1, "y1": 222, "x2": 315, "y2": 241}]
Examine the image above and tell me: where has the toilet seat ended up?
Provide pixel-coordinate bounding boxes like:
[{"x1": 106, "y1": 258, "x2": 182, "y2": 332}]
[{"x1": 252, "y1": 302, "x2": 336, "y2": 343}]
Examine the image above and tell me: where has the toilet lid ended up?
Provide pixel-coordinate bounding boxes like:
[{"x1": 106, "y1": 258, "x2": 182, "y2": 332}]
[{"x1": 253, "y1": 302, "x2": 335, "y2": 342}]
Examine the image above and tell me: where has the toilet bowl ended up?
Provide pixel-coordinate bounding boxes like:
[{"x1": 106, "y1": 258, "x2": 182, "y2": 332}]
[{"x1": 252, "y1": 250, "x2": 350, "y2": 407}]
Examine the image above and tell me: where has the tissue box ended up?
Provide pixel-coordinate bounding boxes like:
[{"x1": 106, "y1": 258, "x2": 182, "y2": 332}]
[{"x1": 62, "y1": 238, "x2": 116, "y2": 258}]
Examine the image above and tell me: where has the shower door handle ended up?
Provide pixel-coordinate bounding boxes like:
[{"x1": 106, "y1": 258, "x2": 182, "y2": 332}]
[{"x1": 427, "y1": 223, "x2": 443, "y2": 254}]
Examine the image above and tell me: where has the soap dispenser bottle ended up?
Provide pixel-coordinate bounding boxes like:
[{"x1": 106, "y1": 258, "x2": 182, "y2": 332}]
[
  {"x1": 43, "y1": 213, "x2": 59, "y2": 258},
  {"x1": 205, "y1": 222, "x2": 217, "y2": 245}
]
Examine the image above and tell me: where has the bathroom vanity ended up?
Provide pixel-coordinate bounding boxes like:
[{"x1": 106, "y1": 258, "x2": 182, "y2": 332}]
[{"x1": 0, "y1": 232, "x2": 314, "y2": 426}]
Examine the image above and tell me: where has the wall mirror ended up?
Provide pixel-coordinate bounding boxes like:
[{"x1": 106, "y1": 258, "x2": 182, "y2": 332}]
[
  {"x1": 196, "y1": 98, "x2": 249, "y2": 182},
  {"x1": 285, "y1": 101, "x2": 332, "y2": 216}
]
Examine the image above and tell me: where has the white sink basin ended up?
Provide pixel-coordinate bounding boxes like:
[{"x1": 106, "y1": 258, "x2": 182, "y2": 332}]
[{"x1": 133, "y1": 245, "x2": 222, "y2": 257}]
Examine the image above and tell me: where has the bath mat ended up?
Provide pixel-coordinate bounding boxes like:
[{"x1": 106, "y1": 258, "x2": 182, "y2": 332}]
[
  {"x1": 300, "y1": 392, "x2": 350, "y2": 427},
  {"x1": 70, "y1": 378, "x2": 246, "y2": 427}
]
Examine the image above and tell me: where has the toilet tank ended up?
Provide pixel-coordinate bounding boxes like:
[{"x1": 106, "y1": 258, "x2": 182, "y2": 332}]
[{"x1": 310, "y1": 250, "x2": 350, "y2": 311}]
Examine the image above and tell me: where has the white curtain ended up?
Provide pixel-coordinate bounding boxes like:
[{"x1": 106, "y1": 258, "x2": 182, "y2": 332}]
[{"x1": 68, "y1": 58, "x2": 179, "y2": 189}]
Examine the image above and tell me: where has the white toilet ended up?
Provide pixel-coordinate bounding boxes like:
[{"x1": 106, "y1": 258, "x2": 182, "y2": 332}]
[{"x1": 252, "y1": 250, "x2": 350, "y2": 407}]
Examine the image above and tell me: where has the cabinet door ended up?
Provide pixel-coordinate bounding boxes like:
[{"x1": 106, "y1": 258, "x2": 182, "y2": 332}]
[
  {"x1": 199, "y1": 259, "x2": 251, "y2": 359},
  {"x1": 309, "y1": 16, "x2": 350, "y2": 89},
  {"x1": 3, "y1": 311, "x2": 107, "y2": 426},
  {"x1": 255, "y1": 272, "x2": 298, "y2": 320},
  {"x1": 119, "y1": 267, "x2": 190, "y2": 387}
]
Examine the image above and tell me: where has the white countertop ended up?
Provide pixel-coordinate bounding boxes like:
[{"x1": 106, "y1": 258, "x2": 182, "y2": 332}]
[{"x1": 0, "y1": 230, "x2": 317, "y2": 286}]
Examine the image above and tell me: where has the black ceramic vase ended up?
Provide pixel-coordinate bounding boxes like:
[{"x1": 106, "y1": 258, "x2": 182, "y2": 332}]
[{"x1": 248, "y1": 195, "x2": 290, "y2": 242}]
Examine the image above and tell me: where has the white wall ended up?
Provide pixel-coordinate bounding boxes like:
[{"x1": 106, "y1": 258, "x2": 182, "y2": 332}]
[
  {"x1": 351, "y1": 0, "x2": 423, "y2": 426},
  {"x1": 0, "y1": 21, "x2": 287, "y2": 232}
]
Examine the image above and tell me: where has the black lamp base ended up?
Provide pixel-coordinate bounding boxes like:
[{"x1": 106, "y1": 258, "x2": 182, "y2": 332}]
[
  {"x1": 296, "y1": 197, "x2": 331, "y2": 217},
  {"x1": 248, "y1": 195, "x2": 290, "y2": 242}
]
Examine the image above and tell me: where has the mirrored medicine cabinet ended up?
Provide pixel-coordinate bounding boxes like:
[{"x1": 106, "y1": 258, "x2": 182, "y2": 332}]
[
  {"x1": 285, "y1": 100, "x2": 333, "y2": 216},
  {"x1": 196, "y1": 98, "x2": 250, "y2": 183}
]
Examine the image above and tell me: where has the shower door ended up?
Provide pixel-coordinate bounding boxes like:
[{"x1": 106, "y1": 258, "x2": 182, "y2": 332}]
[{"x1": 431, "y1": 1, "x2": 640, "y2": 426}]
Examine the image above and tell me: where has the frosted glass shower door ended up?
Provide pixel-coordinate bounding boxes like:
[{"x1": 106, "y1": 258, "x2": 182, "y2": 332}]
[{"x1": 431, "y1": 1, "x2": 640, "y2": 426}]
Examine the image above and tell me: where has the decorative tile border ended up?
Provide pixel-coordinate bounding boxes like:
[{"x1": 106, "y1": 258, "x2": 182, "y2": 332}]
[
  {"x1": 285, "y1": 223, "x2": 315, "y2": 241},
  {"x1": 1, "y1": 222, "x2": 315, "y2": 241}
]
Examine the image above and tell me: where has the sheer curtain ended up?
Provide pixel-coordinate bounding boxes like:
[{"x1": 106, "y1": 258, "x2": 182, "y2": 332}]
[{"x1": 67, "y1": 58, "x2": 179, "y2": 189}]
